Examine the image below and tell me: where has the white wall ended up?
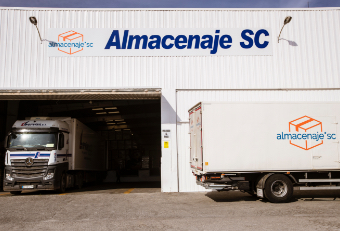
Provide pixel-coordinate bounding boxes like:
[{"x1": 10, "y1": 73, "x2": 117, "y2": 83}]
[{"x1": 161, "y1": 89, "x2": 178, "y2": 192}]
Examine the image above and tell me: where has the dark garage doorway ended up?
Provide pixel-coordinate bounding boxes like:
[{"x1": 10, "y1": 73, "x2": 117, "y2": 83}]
[{"x1": 0, "y1": 99, "x2": 161, "y2": 191}]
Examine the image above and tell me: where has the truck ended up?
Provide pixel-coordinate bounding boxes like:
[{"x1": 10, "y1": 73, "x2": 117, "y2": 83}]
[
  {"x1": 3, "y1": 117, "x2": 106, "y2": 194},
  {"x1": 189, "y1": 102, "x2": 340, "y2": 203}
]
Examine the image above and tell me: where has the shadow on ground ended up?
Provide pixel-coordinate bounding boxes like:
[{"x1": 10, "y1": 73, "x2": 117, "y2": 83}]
[
  {"x1": 9, "y1": 181, "x2": 161, "y2": 196},
  {"x1": 205, "y1": 190, "x2": 340, "y2": 203},
  {"x1": 205, "y1": 191, "x2": 266, "y2": 203}
]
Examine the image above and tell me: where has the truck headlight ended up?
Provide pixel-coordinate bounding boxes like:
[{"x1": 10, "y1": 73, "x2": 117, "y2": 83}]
[
  {"x1": 43, "y1": 170, "x2": 55, "y2": 180},
  {"x1": 6, "y1": 173, "x2": 13, "y2": 181}
]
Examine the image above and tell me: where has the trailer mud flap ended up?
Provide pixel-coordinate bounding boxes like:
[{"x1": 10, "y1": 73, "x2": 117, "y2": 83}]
[{"x1": 256, "y1": 173, "x2": 274, "y2": 198}]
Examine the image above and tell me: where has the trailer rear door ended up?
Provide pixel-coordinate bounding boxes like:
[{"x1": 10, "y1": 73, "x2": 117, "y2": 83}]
[{"x1": 189, "y1": 104, "x2": 203, "y2": 170}]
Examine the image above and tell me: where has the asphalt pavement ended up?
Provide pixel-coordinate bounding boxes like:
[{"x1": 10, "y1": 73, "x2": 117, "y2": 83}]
[{"x1": 0, "y1": 182, "x2": 340, "y2": 231}]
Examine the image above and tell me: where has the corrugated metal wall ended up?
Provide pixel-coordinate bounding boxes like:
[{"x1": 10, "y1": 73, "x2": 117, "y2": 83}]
[
  {"x1": 177, "y1": 89, "x2": 340, "y2": 192},
  {"x1": 0, "y1": 8, "x2": 339, "y2": 89},
  {"x1": 1, "y1": 8, "x2": 340, "y2": 192}
]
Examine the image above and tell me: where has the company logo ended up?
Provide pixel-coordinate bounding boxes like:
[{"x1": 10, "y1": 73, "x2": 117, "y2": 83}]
[
  {"x1": 277, "y1": 116, "x2": 336, "y2": 150},
  {"x1": 25, "y1": 157, "x2": 34, "y2": 166},
  {"x1": 34, "y1": 152, "x2": 40, "y2": 158},
  {"x1": 104, "y1": 29, "x2": 270, "y2": 54},
  {"x1": 21, "y1": 121, "x2": 47, "y2": 126},
  {"x1": 48, "y1": 30, "x2": 93, "y2": 55}
]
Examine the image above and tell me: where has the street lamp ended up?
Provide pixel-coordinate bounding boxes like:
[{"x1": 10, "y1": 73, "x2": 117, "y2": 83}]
[
  {"x1": 29, "y1": 16, "x2": 43, "y2": 43},
  {"x1": 278, "y1": 16, "x2": 292, "y2": 43}
]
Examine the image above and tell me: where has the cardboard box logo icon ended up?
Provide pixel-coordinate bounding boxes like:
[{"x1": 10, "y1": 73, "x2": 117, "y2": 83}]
[
  {"x1": 58, "y1": 30, "x2": 83, "y2": 55},
  {"x1": 289, "y1": 116, "x2": 323, "y2": 150}
]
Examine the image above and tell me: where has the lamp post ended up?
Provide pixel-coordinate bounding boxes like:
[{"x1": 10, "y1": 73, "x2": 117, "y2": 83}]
[
  {"x1": 278, "y1": 16, "x2": 292, "y2": 43},
  {"x1": 29, "y1": 16, "x2": 43, "y2": 43}
]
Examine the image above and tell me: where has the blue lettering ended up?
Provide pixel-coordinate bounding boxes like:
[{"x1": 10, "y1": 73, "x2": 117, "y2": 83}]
[
  {"x1": 122, "y1": 30, "x2": 129, "y2": 49},
  {"x1": 174, "y1": 35, "x2": 187, "y2": 49},
  {"x1": 201, "y1": 35, "x2": 213, "y2": 49},
  {"x1": 254, "y1": 29, "x2": 269, "y2": 49},
  {"x1": 187, "y1": 35, "x2": 200, "y2": 49},
  {"x1": 161, "y1": 35, "x2": 174, "y2": 49},
  {"x1": 148, "y1": 35, "x2": 161, "y2": 49},
  {"x1": 219, "y1": 35, "x2": 232, "y2": 49},
  {"x1": 210, "y1": 30, "x2": 220, "y2": 54},
  {"x1": 128, "y1": 35, "x2": 148, "y2": 49},
  {"x1": 240, "y1": 29, "x2": 254, "y2": 49},
  {"x1": 105, "y1": 30, "x2": 121, "y2": 49}
]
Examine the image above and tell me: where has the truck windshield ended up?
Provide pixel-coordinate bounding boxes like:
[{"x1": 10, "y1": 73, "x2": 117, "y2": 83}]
[{"x1": 9, "y1": 133, "x2": 57, "y2": 149}]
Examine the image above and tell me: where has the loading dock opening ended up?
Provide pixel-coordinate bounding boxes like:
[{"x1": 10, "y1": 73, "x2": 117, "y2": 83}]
[{"x1": 0, "y1": 89, "x2": 162, "y2": 191}]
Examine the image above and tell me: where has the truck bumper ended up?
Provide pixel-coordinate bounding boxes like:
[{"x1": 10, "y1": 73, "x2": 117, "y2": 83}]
[
  {"x1": 3, "y1": 179, "x2": 57, "y2": 191},
  {"x1": 198, "y1": 181, "x2": 227, "y2": 190},
  {"x1": 3, "y1": 163, "x2": 67, "y2": 192}
]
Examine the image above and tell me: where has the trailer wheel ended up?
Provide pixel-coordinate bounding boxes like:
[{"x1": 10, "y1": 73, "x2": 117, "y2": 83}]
[
  {"x1": 57, "y1": 173, "x2": 67, "y2": 193},
  {"x1": 10, "y1": 191, "x2": 21, "y2": 195},
  {"x1": 264, "y1": 174, "x2": 293, "y2": 203}
]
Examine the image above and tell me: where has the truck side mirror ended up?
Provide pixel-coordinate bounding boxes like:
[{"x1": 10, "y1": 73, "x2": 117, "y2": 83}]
[{"x1": 58, "y1": 133, "x2": 64, "y2": 150}]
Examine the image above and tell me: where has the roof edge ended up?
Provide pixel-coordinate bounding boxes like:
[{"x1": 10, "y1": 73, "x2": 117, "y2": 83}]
[{"x1": 0, "y1": 7, "x2": 339, "y2": 11}]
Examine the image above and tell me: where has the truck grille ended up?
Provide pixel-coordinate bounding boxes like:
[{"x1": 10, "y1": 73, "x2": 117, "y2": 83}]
[{"x1": 11, "y1": 159, "x2": 49, "y2": 178}]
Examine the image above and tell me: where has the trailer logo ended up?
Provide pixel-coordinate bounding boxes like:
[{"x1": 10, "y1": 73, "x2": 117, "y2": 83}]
[
  {"x1": 48, "y1": 30, "x2": 93, "y2": 55},
  {"x1": 277, "y1": 116, "x2": 336, "y2": 150}
]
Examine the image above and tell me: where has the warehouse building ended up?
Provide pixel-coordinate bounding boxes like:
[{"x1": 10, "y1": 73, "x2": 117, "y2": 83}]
[{"x1": 0, "y1": 7, "x2": 339, "y2": 192}]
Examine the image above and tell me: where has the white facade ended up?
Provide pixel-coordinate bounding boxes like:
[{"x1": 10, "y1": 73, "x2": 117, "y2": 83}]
[{"x1": 0, "y1": 7, "x2": 340, "y2": 192}]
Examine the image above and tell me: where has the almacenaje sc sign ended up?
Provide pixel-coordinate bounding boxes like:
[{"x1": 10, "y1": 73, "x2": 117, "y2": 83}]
[{"x1": 47, "y1": 28, "x2": 273, "y2": 56}]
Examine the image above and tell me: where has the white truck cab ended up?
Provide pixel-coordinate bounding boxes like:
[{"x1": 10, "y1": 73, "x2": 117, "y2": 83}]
[{"x1": 3, "y1": 117, "x2": 105, "y2": 194}]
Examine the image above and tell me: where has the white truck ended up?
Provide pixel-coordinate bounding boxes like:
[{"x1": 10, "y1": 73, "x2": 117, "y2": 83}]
[
  {"x1": 190, "y1": 102, "x2": 340, "y2": 203},
  {"x1": 3, "y1": 117, "x2": 106, "y2": 194}
]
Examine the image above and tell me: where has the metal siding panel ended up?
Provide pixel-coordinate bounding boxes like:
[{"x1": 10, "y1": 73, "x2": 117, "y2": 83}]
[
  {"x1": 0, "y1": 10, "x2": 8, "y2": 87},
  {"x1": 1, "y1": 8, "x2": 340, "y2": 89},
  {"x1": 177, "y1": 90, "x2": 340, "y2": 121},
  {"x1": 177, "y1": 90, "x2": 340, "y2": 192}
]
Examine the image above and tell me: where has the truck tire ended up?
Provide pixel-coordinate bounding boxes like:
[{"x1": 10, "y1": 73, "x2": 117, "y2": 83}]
[
  {"x1": 264, "y1": 174, "x2": 293, "y2": 203},
  {"x1": 57, "y1": 173, "x2": 67, "y2": 193},
  {"x1": 10, "y1": 191, "x2": 21, "y2": 195},
  {"x1": 76, "y1": 172, "x2": 83, "y2": 189}
]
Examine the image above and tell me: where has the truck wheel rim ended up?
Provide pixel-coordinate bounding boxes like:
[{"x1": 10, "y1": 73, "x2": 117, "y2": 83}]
[{"x1": 270, "y1": 180, "x2": 288, "y2": 197}]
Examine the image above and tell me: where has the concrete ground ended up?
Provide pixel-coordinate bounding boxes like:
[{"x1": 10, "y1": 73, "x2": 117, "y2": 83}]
[{"x1": 1, "y1": 182, "x2": 340, "y2": 231}]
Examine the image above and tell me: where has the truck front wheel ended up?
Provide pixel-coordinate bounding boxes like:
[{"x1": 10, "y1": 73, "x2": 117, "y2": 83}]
[
  {"x1": 57, "y1": 173, "x2": 67, "y2": 193},
  {"x1": 264, "y1": 174, "x2": 293, "y2": 203}
]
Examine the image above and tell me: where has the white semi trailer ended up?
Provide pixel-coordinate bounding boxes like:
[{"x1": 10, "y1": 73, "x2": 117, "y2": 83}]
[
  {"x1": 3, "y1": 117, "x2": 106, "y2": 194},
  {"x1": 190, "y1": 102, "x2": 340, "y2": 203}
]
